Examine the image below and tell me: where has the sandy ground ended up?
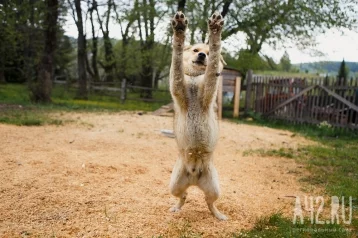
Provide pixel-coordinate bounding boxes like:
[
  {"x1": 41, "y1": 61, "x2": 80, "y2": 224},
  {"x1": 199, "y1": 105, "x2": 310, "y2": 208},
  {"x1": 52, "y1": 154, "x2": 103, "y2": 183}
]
[{"x1": 0, "y1": 112, "x2": 313, "y2": 237}]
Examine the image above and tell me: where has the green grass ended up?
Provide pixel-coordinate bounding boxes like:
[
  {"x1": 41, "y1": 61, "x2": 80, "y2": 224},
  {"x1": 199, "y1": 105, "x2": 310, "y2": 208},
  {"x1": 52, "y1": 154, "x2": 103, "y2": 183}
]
[
  {"x1": 0, "y1": 106, "x2": 63, "y2": 126},
  {"x1": 0, "y1": 83, "x2": 170, "y2": 125},
  {"x1": 234, "y1": 213, "x2": 355, "y2": 238},
  {"x1": 236, "y1": 114, "x2": 358, "y2": 237}
]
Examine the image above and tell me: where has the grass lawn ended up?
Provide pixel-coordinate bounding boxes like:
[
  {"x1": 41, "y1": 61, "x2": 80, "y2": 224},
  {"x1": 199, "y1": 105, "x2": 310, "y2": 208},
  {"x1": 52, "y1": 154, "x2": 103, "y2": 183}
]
[
  {"x1": 232, "y1": 115, "x2": 358, "y2": 237},
  {"x1": 0, "y1": 83, "x2": 170, "y2": 125}
]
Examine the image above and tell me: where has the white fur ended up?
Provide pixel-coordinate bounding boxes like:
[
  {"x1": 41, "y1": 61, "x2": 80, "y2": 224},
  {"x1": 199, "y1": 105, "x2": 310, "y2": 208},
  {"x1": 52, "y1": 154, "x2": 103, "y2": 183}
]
[{"x1": 169, "y1": 11, "x2": 227, "y2": 220}]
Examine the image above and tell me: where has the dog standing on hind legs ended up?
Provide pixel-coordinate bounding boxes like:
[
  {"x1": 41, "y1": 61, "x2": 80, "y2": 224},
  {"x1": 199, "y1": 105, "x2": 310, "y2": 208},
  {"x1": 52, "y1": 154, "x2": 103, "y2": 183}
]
[{"x1": 169, "y1": 11, "x2": 228, "y2": 221}]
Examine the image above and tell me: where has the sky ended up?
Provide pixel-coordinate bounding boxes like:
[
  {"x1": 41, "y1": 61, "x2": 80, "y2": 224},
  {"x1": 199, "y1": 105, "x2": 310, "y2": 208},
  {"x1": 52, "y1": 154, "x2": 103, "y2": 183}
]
[{"x1": 64, "y1": 15, "x2": 358, "y2": 65}]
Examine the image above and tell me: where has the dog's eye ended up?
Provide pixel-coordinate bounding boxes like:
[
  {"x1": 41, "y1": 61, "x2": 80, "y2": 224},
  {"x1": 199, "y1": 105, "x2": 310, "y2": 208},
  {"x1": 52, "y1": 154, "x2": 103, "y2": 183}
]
[{"x1": 193, "y1": 49, "x2": 198, "y2": 52}]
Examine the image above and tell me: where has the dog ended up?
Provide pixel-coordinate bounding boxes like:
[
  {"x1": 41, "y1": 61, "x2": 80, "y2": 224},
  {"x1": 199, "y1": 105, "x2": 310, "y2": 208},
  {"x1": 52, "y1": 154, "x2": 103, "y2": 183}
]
[{"x1": 169, "y1": 11, "x2": 227, "y2": 220}]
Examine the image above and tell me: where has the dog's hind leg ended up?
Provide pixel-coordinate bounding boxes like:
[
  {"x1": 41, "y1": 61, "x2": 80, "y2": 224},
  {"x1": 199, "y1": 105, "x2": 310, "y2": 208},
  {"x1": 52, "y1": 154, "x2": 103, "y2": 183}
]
[
  {"x1": 169, "y1": 159, "x2": 189, "y2": 212},
  {"x1": 198, "y1": 163, "x2": 228, "y2": 220}
]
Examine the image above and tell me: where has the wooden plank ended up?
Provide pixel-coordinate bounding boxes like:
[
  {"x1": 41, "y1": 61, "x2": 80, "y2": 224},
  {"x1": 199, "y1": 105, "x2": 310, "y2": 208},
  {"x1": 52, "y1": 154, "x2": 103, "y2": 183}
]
[
  {"x1": 152, "y1": 102, "x2": 174, "y2": 116},
  {"x1": 264, "y1": 77, "x2": 269, "y2": 113},
  {"x1": 355, "y1": 78, "x2": 358, "y2": 125},
  {"x1": 313, "y1": 79, "x2": 319, "y2": 122},
  {"x1": 126, "y1": 85, "x2": 169, "y2": 92},
  {"x1": 217, "y1": 76, "x2": 223, "y2": 120},
  {"x1": 348, "y1": 78, "x2": 354, "y2": 124},
  {"x1": 233, "y1": 77, "x2": 241, "y2": 118},
  {"x1": 269, "y1": 77, "x2": 274, "y2": 113},
  {"x1": 223, "y1": 85, "x2": 235, "y2": 92},
  {"x1": 319, "y1": 85, "x2": 358, "y2": 112},
  {"x1": 121, "y1": 79, "x2": 127, "y2": 103},
  {"x1": 244, "y1": 70, "x2": 253, "y2": 113},
  {"x1": 265, "y1": 85, "x2": 316, "y2": 116}
]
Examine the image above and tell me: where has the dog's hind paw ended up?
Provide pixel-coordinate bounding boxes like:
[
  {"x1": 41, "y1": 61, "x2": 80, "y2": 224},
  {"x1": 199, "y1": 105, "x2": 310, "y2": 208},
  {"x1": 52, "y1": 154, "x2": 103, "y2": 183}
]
[
  {"x1": 216, "y1": 213, "x2": 228, "y2": 221},
  {"x1": 208, "y1": 12, "x2": 224, "y2": 34},
  {"x1": 171, "y1": 11, "x2": 188, "y2": 33},
  {"x1": 169, "y1": 206, "x2": 181, "y2": 213}
]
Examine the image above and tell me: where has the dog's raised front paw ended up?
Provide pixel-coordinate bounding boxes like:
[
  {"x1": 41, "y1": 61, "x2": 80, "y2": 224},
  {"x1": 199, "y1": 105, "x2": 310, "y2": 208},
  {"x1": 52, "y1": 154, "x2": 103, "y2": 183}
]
[
  {"x1": 171, "y1": 11, "x2": 188, "y2": 33},
  {"x1": 208, "y1": 12, "x2": 224, "y2": 34}
]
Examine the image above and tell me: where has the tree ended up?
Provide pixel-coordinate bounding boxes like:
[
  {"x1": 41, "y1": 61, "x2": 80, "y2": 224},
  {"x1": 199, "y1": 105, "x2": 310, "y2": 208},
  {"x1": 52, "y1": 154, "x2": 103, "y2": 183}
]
[
  {"x1": 338, "y1": 59, "x2": 349, "y2": 84},
  {"x1": 236, "y1": 50, "x2": 268, "y2": 76},
  {"x1": 96, "y1": 0, "x2": 116, "y2": 82},
  {"x1": 87, "y1": 0, "x2": 100, "y2": 82},
  {"x1": 133, "y1": 0, "x2": 170, "y2": 98},
  {"x1": 30, "y1": 0, "x2": 59, "y2": 102},
  {"x1": 222, "y1": 0, "x2": 358, "y2": 55},
  {"x1": 68, "y1": 0, "x2": 88, "y2": 99},
  {"x1": 113, "y1": 0, "x2": 136, "y2": 82},
  {"x1": 177, "y1": 0, "x2": 186, "y2": 11},
  {"x1": 280, "y1": 51, "x2": 291, "y2": 72}
]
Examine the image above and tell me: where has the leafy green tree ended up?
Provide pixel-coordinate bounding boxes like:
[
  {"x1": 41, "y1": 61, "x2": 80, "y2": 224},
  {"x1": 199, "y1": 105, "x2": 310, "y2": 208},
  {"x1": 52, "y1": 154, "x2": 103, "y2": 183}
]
[
  {"x1": 280, "y1": 51, "x2": 291, "y2": 72},
  {"x1": 237, "y1": 50, "x2": 269, "y2": 76},
  {"x1": 223, "y1": 0, "x2": 358, "y2": 55},
  {"x1": 263, "y1": 55, "x2": 279, "y2": 71},
  {"x1": 338, "y1": 59, "x2": 349, "y2": 82},
  {"x1": 55, "y1": 33, "x2": 76, "y2": 77}
]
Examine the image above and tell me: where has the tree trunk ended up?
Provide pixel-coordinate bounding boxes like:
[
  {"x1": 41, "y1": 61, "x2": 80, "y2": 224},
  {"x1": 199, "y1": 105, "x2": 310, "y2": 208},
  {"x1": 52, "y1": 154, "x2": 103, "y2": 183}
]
[
  {"x1": 24, "y1": 0, "x2": 36, "y2": 83},
  {"x1": 140, "y1": 64, "x2": 153, "y2": 98},
  {"x1": 75, "y1": 0, "x2": 88, "y2": 99},
  {"x1": 96, "y1": 0, "x2": 115, "y2": 82},
  {"x1": 138, "y1": 0, "x2": 155, "y2": 98},
  {"x1": 0, "y1": 68, "x2": 5, "y2": 83},
  {"x1": 89, "y1": 0, "x2": 100, "y2": 81},
  {"x1": 103, "y1": 35, "x2": 115, "y2": 81},
  {"x1": 221, "y1": 0, "x2": 233, "y2": 18},
  {"x1": 31, "y1": 0, "x2": 58, "y2": 103},
  {"x1": 177, "y1": 0, "x2": 186, "y2": 11}
]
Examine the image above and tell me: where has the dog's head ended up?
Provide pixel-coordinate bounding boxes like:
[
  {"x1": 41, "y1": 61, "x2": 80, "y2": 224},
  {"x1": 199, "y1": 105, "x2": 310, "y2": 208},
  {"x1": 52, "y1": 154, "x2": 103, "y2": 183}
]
[{"x1": 183, "y1": 43, "x2": 226, "y2": 76}]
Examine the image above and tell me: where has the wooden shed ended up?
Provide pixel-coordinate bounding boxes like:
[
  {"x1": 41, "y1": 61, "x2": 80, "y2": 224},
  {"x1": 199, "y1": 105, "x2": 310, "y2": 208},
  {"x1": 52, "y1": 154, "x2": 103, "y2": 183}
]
[{"x1": 216, "y1": 67, "x2": 242, "y2": 119}]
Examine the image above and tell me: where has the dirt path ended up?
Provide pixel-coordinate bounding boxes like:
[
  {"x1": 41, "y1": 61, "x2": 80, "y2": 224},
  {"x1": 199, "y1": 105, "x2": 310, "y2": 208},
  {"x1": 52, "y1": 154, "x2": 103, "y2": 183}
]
[{"x1": 0, "y1": 112, "x2": 312, "y2": 237}]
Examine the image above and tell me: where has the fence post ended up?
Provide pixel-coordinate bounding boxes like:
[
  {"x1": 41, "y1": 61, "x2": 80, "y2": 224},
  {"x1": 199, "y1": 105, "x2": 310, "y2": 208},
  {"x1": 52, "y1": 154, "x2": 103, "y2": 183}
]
[
  {"x1": 245, "y1": 69, "x2": 253, "y2": 114},
  {"x1": 217, "y1": 76, "x2": 223, "y2": 120},
  {"x1": 121, "y1": 78, "x2": 127, "y2": 104},
  {"x1": 233, "y1": 76, "x2": 241, "y2": 118}
]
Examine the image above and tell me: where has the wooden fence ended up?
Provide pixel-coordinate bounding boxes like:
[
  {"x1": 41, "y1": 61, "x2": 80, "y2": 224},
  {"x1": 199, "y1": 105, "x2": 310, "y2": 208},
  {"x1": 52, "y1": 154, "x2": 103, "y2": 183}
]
[
  {"x1": 54, "y1": 78, "x2": 171, "y2": 104},
  {"x1": 245, "y1": 71, "x2": 358, "y2": 129}
]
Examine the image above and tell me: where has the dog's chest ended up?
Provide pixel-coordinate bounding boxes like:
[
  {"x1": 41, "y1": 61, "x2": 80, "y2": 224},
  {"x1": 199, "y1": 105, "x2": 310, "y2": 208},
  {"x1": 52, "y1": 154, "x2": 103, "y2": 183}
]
[{"x1": 184, "y1": 75, "x2": 204, "y2": 110}]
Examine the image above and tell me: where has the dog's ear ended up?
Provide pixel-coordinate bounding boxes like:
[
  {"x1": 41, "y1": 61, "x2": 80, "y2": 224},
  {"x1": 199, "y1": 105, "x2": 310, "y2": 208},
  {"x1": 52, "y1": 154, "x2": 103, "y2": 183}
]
[
  {"x1": 184, "y1": 45, "x2": 192, "y2": 51},
  {"x1": 220, "y1": 55, "x2": 227, "y2": 66}
]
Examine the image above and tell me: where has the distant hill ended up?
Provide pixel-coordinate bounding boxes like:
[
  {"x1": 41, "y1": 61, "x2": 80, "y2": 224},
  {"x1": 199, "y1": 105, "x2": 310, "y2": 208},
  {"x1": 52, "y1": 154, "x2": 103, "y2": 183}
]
[{"x1": 294, "y1": 61, "x2": 358, "y2": 75}]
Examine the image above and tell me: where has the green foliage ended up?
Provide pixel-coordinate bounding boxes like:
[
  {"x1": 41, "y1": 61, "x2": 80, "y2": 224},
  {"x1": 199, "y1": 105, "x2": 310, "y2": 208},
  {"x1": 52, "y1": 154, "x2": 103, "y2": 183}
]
[
  {"x1": 0, "y1": 0, "x2": 71, "y2": 84},
  {"x1": 55, "y1": 33, "x2": 76, "y2": 77},
  {"x1": 224, "y1": 0, "x2": 358, "y2": 54},
  {"x1": 237, "y1": 50, "x2": 270, "y2": 76},
  {"x1": 297, "y1": 61, "x2": 358, "y2": 76},
  {"x1": 112, "y1": 39, "x2": 171, "y2": 85},
  {"x1": 280, "y1": 51, "x2": 291, "y2": 72},
  {"x1": 338, "y1": 59, "x2": 350, "y2": 80}
]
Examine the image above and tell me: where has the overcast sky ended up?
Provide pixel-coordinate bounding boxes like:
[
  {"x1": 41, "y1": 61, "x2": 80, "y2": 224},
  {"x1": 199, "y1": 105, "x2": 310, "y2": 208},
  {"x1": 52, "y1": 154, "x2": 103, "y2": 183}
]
[{"x1": 64, "y1": 15, "x2": 358, "y2": 64}]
